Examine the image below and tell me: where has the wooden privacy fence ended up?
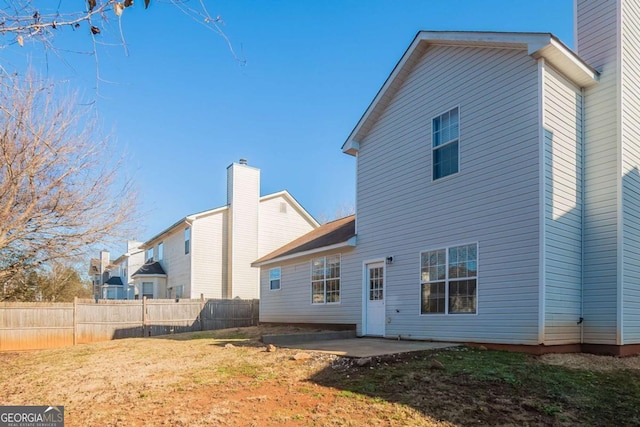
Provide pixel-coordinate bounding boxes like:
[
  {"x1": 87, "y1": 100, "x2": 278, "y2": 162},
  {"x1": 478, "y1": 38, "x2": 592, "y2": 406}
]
[{"x1": 0, "y1": 297, "x2": 259, "y2": 351}]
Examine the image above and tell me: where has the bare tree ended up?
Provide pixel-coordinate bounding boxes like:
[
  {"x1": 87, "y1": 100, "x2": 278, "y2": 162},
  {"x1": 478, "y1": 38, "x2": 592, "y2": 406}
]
[
  {"x1": 317, "y1": 202, "x2": 356, "y2": 224},
  {"x1": 1, "y1": 262, "x2": 92, "y2": 302},
  {"x1": 0, "y1": 74, "x2": 137, "y2": 285}
]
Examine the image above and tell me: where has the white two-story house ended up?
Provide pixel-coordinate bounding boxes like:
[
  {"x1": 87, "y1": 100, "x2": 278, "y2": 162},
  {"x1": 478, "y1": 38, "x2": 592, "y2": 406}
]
[
  {"x1": 256, "y1": 0, "x2": 640, "y2": 356},
  {"x1": 133, "y1": 160, "x2": 318, "y2": 300},
  {"x1": 89, "y1": 241, "x2": 145, "y2": 300}
]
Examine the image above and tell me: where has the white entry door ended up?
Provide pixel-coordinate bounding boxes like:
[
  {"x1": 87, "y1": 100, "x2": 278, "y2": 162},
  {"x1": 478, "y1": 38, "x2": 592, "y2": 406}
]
[{"x1": 365, "y1": 262, "x2": 385, "y2": 336}]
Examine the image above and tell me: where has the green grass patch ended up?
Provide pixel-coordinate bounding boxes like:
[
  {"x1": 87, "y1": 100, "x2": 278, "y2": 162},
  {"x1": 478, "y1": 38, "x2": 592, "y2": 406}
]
[{"x1": 329, "y1": 348, "x2": 640, "y2": 426}]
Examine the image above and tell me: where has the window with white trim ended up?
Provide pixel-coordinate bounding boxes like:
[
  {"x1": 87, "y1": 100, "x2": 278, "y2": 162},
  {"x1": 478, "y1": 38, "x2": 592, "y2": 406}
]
[
  {"x1": 432, "y1": 107, "x2": 459, "y2": 180},
  {"x1": 421, "y1": 243, "x2": 477, "y2": 314},
  {"x1": 142, "y1": 282, "x2": 154, "y2": 299},
  {"x1": 184, "y1": 227, "x2": 191, "y2": 255},
  {"x1": 106, "y1": 288, "x2": 117, "y2": 299},
  {"x1": 311, "y1": 255, "x2": 340, "y2": 304},
  {"x1": 158, "y1": 242, "x2": 164, "y2": 261},
  {"x1": 146, "y1": 248, "x2": 154, "y2": 262},
  {"x1": 269, "y1": 267, "x2": 281, "y2": 291}
]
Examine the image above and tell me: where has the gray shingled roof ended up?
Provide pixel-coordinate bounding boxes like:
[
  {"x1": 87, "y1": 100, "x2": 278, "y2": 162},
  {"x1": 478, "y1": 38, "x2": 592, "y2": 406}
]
[
  {"x1": 105, "y1": 276, "x2": 124, "y2": 286},
  {"x1": 253, "y1": 215, "x2": 355, "y2": 265},
  {"x1": 132, "y1": 261, "x2": 166, "y2": 276}
]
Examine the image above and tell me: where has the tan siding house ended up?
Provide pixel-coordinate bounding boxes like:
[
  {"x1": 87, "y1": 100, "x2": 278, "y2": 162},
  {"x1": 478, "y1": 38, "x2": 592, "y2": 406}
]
[{"x1": 133, "y1": 160, "x2": 318, "y2": 300}]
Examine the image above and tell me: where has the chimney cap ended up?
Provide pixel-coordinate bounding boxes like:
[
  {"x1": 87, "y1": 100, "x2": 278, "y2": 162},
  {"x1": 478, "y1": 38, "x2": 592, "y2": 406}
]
[{"x1": 239, "y1": 158, "x2": 248, "y2": 165}]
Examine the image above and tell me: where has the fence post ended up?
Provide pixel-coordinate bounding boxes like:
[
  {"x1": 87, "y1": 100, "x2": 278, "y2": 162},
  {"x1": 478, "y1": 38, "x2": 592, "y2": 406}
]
[
  {"x1": 73, "y1": 297, "x2": 78, "y2": 346},
  {"x1": 199, "y1": 294, "x2": 205, "y2": 331},
  {"x1": 142, "y1": 297, "x2": 147, "y2": 337}
]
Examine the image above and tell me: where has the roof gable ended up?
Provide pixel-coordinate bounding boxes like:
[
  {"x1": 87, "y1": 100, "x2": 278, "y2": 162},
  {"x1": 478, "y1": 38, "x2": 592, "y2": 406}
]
[
  {"x1": 253, "y1": 215, "x2": 355, "y2": 266},
  {"x1": 132, "y1": 261, "x2": 166, "y2": 277},
  {"x1": 342, "y1": 31, "x2": 599, "y2": 155}
]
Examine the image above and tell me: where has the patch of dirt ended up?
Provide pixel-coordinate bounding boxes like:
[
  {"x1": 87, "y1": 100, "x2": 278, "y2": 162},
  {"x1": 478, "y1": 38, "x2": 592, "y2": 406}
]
[
  {"x1": 2, "y1": 326, "x2": 639, "y2": 426},
  {"x1": 0, "y1": 326, "x2": 449, "y2": 426},
  {"x1": 539, "y1": 352, "x2": 640, "y2": 371}
]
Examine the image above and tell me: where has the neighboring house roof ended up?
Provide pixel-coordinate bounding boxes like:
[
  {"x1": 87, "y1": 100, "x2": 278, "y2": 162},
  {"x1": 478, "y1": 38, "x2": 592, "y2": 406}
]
[
  {"x1": 112, "y1": 247, "x2": 145, "y2": 265},
  {"x1": 104, "y1": 276, "x2": 124, "y2": 286},
  {"x1": 252, "y1": 215, "x2": 356, "y2": 267},
  {"x1": 132, "y1": 261, "x2": 167, "y2": 277},
  {"x1": 342, "y1": 31, "x2": 600, "y2": 155},
  {"x1": 142, "y1": 190, "x2": 319, "y2": 247}
]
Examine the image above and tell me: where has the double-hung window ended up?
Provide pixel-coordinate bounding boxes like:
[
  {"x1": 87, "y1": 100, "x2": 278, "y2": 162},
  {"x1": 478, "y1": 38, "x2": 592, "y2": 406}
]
[
  {"x1": 184, "y1": 227, "x2": 191, "y2": 255},
  {"x1": 146, "y1": 248, "x2": 154, "y2": 262},
  {"x1": 432, "y1": 107, "x2": 459, "y2": 180},
  {"x1": 269, "y1": 267, "x2": 281, "y2": 291},
  {"x1": 311, "y1": 255, "x2": 341, "y2": 304},
  {"x1": 142, "y1": 282, "x2": 154, "y2": 299},
  {"x1": 158, "y1": 242, "x2": 164, "y2": 261},
  {"x1": 421, "y1": 243, "x2": 477, "y2": 314}
]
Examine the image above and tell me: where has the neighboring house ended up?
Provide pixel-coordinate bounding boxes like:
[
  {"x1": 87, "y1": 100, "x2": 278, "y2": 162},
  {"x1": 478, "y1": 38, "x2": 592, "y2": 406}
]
[
  {"x1": 89, "y1": 241, "x2": 145, "y2": 300},
  {"x1": 256, "y1": 1, "x2": 640, "y2": 355},
  {"x1": 132, "y1": 159, "x2": 318, "y2": 300},
  {"x1": 89, "y1": 250, "x2": 111, "y2": 299}
]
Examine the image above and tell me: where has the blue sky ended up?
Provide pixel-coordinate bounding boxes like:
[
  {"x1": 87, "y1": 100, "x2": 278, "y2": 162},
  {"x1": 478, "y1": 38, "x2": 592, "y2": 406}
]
[{"x1": 5, "y1": 1, "x2": 574, "y2": 253}]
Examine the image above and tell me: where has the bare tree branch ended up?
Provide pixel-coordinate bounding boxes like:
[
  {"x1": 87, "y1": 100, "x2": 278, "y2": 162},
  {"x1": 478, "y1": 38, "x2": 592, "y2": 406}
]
[
  {"x1": 0, "y1": 73, "x2": 138, "y2": 284},
  {"x1": 0, "y1": 1, "x2": 244, "y2": 63}
]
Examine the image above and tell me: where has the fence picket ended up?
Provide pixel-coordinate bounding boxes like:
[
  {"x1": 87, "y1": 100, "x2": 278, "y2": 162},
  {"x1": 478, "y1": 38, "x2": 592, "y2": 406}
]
[{"x1": 0, "y1": 298, "x2": 260, "y2": 351}]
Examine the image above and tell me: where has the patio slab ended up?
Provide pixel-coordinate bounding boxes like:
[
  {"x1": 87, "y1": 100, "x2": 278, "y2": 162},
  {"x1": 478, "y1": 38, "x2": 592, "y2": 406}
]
[{"x1": 272, "y1": 336, "x2": 459, "y2": 358}]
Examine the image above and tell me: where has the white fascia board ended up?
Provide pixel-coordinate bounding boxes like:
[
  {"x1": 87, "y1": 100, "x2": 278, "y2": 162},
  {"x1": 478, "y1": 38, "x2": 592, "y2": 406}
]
[
  {"x1": 341, "y1": 31, "x2": 597, "y2": 154},
  {"x1": 252, "y1": 236, "x2": 357, "y2": 267},
  {"x1": 343, "y1": 140, "x2": 360, "y2": 156},
  {"x1": 144, "y1": 209, "x2": 216, "y2": 247},
  {"x1": 342, "y1": 32, "x2": 424, "y2": 155},
  {"x1": 529, "y1": 38, "x2": 599, "y2": 88},
  {"x1": 131, "y1": 273, "x2": 167, "y2": 279},
  {"x1": 190, "y1": 205, "x2": 227, "y2": 220}
]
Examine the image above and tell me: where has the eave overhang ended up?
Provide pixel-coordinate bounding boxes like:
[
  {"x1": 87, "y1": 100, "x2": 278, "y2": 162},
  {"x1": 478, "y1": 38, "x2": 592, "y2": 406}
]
[
  {"x1": 341, "y1": 31, "x2": 599, "y2": 156},
  {"x1": 252, "y1": 236, "x2": 357, "y2": 268}
]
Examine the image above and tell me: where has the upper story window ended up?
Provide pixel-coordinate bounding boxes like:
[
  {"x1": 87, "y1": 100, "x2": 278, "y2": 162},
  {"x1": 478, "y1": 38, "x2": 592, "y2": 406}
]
[
  {"x1": 420, "y1": 243, "x2": 477, "y2": 315},
  {"x1": 184, "y1": 227, "x2": 191, "y2": 255},
  {"x1": 432, "y1": 107, "x2": 459, "y2": 180},
  {"x1": 146, "y1": 248, "x2": 154, "y2": 262},
  {"x1": 311, "y1": 255, "x2": 341, "y2": 304},
  {"x1": 158, "y1": 242, "x2": 164, "y2": 261},
  {"x1": 269, "y1": 267, "x2": 281, "y2": 291}
]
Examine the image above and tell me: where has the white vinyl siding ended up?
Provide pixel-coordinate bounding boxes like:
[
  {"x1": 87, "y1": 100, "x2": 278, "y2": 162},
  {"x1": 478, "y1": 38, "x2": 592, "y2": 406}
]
[
  {"x1": 227, "y1": 163, "x2": 260, "y2": 299},
  {"x1": 191, "y1": 211, "x2": 227, "y2": 299},
  {"x1": 258, "y1": 195, "x2": 318, "y2": 259},
  {"x1": 577, "y1": 0, "x2": 621, "y2": 345},
  {"x1": 156, "y1": 227, "x2": 191, "y2": 298},
  {"x1": 259, "y1": 249, "x2": 358, "y2": 326},
  {"x1": 542, "y1": 64, "x2": 583, "y2": 345},
  {"x1": 353, "y1": 45, "x2": 541, "y2": 343},
  {"x1": 621, "y1": 0, "x2": 640, "y2": 344}
]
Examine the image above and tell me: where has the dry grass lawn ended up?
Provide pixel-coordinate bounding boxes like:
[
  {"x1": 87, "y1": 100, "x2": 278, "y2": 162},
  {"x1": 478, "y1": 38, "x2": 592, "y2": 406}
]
[{"x1": 2, "y1": 326, "x2": 640, "y2": 426}]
